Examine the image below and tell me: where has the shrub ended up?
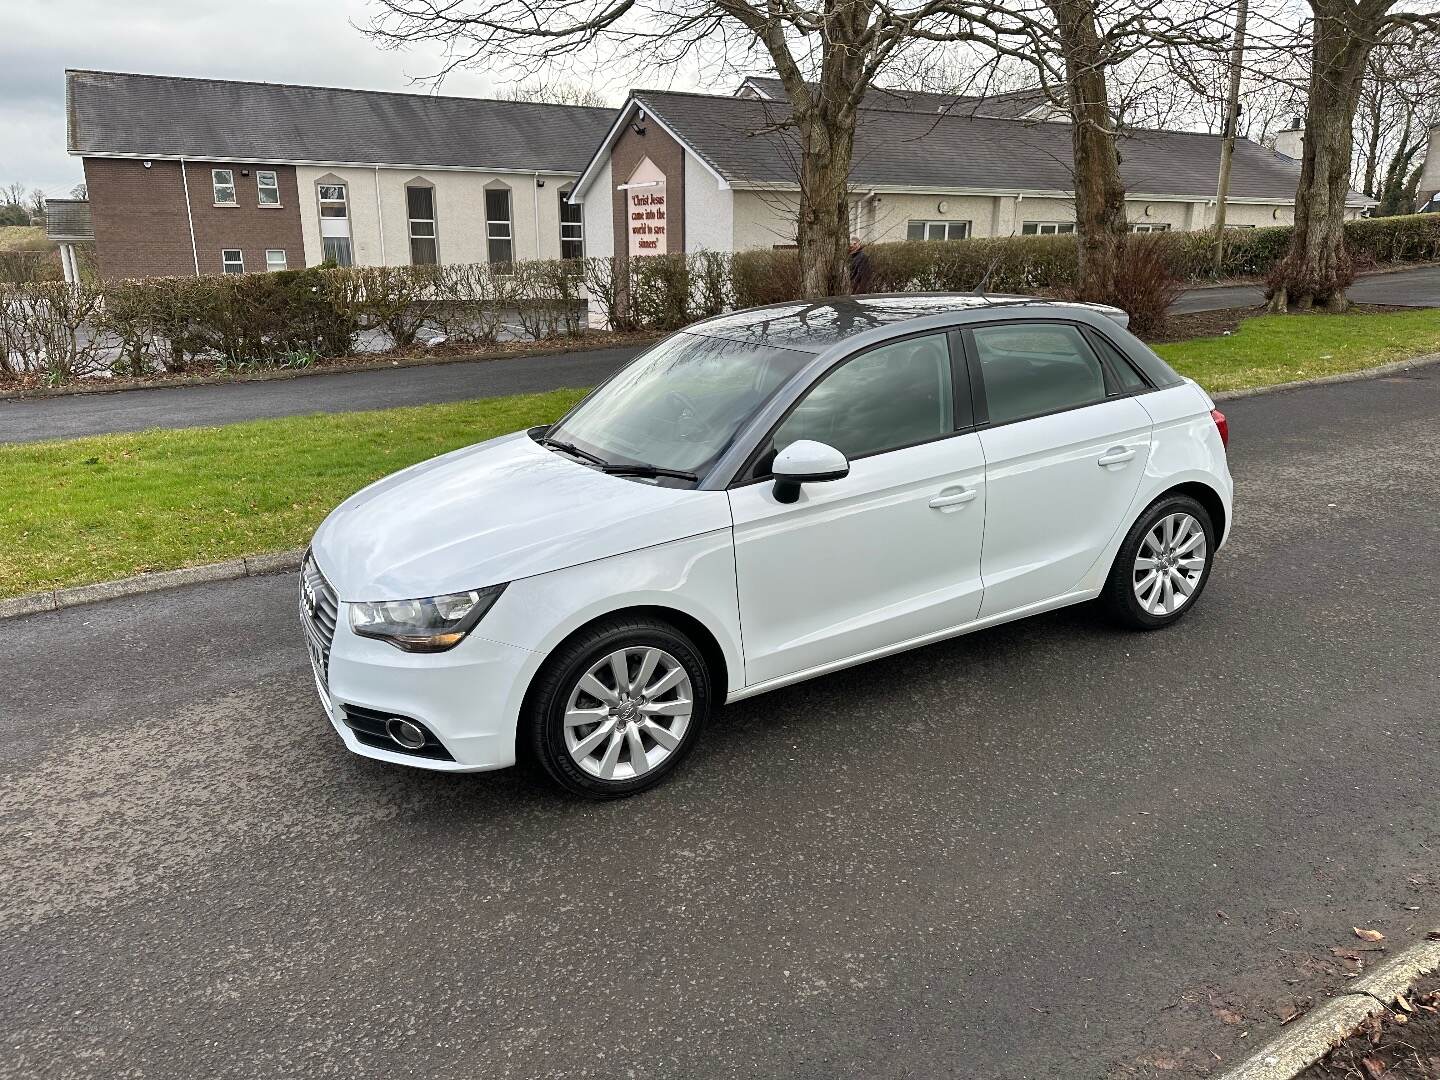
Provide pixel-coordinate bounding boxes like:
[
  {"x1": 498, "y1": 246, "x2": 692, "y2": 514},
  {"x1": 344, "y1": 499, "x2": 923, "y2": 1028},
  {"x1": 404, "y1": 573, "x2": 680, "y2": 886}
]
[
  {"x1": 1094, "y1": 233, "x2": 1186, "y2": 337},
  {"x1": 509, "y1": 259, "x2": 586, "y2": 339},
  {"x1": 732, "y1": 248, "x2": 803, "y2": 307}
]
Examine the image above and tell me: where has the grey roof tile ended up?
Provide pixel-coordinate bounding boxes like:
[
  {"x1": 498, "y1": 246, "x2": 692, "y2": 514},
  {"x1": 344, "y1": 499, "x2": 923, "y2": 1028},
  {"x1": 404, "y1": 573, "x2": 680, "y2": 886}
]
[
  {"x1": 66, "y1": 69, "x2": 615, "y2": 173},
  {"x1": 638, "y1": 90, "x2": 1368, "y2": 204},
  {"x1": 738, "y1": 75, "x2": 1050, "y2": 119}
]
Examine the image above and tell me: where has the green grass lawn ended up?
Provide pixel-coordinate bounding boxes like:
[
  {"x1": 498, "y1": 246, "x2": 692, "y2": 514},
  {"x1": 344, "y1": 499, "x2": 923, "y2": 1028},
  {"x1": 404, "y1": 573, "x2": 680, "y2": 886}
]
[
  {"x1": 0, "y1": 225, "x2": 51, "y2": 252},
  {"x1": 1155, "y1": 307, "x2": 1440, "y2": 392},
  {"x1": 4, "y1": 307, "x2": 1440, "y2": 600},
  {"x1": 0, "y1": 389, "x2": 586, "y2": 598}
]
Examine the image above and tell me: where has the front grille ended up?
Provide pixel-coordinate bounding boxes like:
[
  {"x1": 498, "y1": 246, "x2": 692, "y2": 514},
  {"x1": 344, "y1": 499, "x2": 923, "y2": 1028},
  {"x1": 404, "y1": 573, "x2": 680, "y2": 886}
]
[
  {"x1": 341, "y1": 704, "x2": 456, "y2": 761},
  {"x1": 299, "y1": 550, "x2": 339, "y2": 678}
]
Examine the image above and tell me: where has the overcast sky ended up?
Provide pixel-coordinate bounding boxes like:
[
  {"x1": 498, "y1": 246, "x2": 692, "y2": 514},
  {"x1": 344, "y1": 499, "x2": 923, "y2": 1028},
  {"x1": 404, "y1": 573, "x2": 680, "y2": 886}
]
[{"x1": 3, "y1": 0, "x2": 675, "y2": 197}]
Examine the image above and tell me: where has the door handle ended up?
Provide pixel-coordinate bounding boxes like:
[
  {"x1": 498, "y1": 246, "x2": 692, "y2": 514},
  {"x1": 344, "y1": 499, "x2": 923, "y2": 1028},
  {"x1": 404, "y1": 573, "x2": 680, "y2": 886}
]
[
  {"x1": 1097, "y1": 446, "x2": 1136, "y2": 467},
  {"x1": 929, "y1": 488, "x2": 978, "y2": 509}
]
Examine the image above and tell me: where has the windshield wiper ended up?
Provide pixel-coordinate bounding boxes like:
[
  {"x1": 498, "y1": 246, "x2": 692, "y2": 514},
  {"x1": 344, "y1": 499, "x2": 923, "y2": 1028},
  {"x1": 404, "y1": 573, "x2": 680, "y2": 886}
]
[
  {"x1": 539, "y1": 436, "x2": 608, "y2": 468},
  {"x1": 601, "y1": 463, "x2": 699, "y2": 482}
]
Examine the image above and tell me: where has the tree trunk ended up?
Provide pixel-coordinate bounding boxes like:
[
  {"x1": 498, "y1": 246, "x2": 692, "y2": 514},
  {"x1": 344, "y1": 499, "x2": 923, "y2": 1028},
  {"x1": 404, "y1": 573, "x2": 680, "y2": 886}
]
[
  {"x1": 794, "y1": 106, "x2": 857, "y2": 297},
  {"x1": 1049, "y1": 0, "x2": 1128, "y2": 300},
  {"x1": 783, "y1": 39, "x2": 865, "y2": 299},
  {"x1": 1267, "y1": 0, "x2": 1385, "y2": 312}
]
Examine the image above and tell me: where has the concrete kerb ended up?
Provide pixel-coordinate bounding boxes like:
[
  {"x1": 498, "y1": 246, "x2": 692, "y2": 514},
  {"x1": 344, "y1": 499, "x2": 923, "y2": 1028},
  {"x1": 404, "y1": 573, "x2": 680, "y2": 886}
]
[
  {"x1": 0, "y1": 549, "x2": 304, "y2": 621},
  {"x1": 1218, "y1": 934, "x2": 1440, "y2": 1080}
]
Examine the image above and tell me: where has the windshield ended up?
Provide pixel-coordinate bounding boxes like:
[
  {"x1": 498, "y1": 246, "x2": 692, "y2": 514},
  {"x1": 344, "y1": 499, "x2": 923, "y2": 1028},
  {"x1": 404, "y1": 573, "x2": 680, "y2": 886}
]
[{"x1": 544, "y1": 332, "x2": 814, "y2": 480}]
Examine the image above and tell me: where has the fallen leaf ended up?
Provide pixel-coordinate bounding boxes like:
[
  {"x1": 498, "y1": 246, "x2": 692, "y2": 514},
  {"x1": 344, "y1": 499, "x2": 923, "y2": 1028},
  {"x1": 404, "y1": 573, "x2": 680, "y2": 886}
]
[
  {"x1": 1361, "y1": 1056, "x2": 1386, "y2": 1078},
  {"x1": 1215, "y1": 1007, "x2": 1244, "y2": 1025},
  {"x1": 1331, "y1": 946, "x2": 1363, "y2": 963},
  {"x1": 1392, "y1": 1012, "x2": 1408, "y2": 1025},
  {"x1": 1354, "y1": 927, "x2": 1386, "y2": 942},
  {"x1": 1395, "y1": 995, "x2": 1415, "y2": 1013}
]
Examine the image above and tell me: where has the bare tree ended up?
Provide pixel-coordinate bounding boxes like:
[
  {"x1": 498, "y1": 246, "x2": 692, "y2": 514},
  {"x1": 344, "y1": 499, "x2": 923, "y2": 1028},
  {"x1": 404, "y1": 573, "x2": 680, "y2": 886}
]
[
  {"x1": 497, "y1": 80, "x2": 612, "y2": 107},
  {"x1": 950, "y1": 0, "x2": 1232, "y2": 296},
  {"x1": 1265, "y1": 2, "x2": 1440, "y2": 311},
  {"x1": 1354, "y1": 31, "x2": 1440, "y2": 199}
]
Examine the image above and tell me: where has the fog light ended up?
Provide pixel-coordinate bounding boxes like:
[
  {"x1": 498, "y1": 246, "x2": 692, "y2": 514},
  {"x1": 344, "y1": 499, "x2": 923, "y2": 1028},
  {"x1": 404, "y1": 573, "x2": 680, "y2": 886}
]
[{"x1": 385, "y1": 717, "x2": 428, "y2": 750}]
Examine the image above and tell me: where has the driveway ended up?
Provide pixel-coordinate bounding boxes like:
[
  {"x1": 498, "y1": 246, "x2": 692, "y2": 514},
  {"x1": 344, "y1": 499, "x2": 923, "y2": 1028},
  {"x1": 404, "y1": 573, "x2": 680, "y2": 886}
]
[
  {"x1": 4, "y1": 368, "x2": 1437, "y2": 1079},
  {"x1": 1172, "y1": 262, "x2": 1440, "y2": 313},
  {"x1": 0, "y1": 344, "x2": 643, "y2": 445}
]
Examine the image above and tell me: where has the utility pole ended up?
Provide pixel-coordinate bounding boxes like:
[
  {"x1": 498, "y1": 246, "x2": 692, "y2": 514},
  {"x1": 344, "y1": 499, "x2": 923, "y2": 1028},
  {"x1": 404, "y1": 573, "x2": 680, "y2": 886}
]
[{"x1": 1213, "y1": 0, "x2": 1250, "y2": 276}]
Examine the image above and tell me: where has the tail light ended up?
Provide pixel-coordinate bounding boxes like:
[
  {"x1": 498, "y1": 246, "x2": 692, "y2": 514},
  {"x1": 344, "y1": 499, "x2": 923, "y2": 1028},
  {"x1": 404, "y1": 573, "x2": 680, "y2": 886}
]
[{"x1": 1210, "y1": 409, "x2": 1229, "y2": 449}]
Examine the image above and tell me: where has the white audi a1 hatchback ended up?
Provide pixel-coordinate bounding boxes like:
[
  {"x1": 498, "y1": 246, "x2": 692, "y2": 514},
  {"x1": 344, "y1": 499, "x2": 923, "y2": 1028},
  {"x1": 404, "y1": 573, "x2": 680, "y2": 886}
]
[{"x1": 302, "y1": 294, "x2": 1232, "y2": 797}]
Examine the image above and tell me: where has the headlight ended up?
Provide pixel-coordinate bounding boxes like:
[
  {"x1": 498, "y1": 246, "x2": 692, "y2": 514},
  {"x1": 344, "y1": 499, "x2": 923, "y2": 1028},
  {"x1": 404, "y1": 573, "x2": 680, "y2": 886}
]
[{"x1": 349, "y1": 584, "x2": 507, "y2": 653}]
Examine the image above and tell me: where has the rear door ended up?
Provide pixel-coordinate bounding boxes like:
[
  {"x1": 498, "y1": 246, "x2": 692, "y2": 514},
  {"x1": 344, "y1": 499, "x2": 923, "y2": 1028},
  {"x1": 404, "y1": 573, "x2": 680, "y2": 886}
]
[{"x1": 965, "y1": 320, "x2": 1153, "y2": 618}]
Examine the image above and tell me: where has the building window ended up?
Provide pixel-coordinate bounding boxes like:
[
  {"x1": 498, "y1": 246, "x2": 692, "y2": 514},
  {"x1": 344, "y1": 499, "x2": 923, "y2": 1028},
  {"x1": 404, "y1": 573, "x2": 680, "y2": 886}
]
[
  {"x1": 317, "y1": 182, "x2": 353, "y2": 265},
  {"x1": 318, "y1": 184, "x2": 348, "y2": 218},
  {"x1": 221, "y1": 249, "x2": 244, "y2": 274},
  {"x1": 212, "y1": 169, "x2": 236, "y2": 206},
  {"x1": 322, "y1": 236, "x2": 353, "y2": 266},
  {"x1": 407, "y1": 184, "x2": 438, "y2": 265},
  {"x1": 906, "y1": 220, "x2": 971, "y2": 242},
  {"x1": 265, "y1": 249, "x2": 288, "y2": 272},
  {"x1": 486, "y1": 187, "x2": 513, "y2": 265},
  {"x1": 1021, "y1": 221, "x2": 1076, "y2": 235},
  {"x1": 1225, "y1": 223, "x2": 1257, "y2": 230},
  {"x1": 559, "y1": 190, "x2": 583, "y2": 259},
  {"x1": 257, "y1": 170, "x2": 280, "y2": 206},
  {"x1": 1130, "y1": 222, "x2": 1171, "y2": 233}
]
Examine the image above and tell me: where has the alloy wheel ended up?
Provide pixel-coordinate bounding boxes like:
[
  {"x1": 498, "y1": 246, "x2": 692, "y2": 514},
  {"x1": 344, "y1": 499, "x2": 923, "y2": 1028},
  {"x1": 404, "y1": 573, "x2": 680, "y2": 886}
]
[
  {"x1": 1132, "y1": 512, "x2": 1208, "y2": 617},
  {"x1": 563, "y1": 647, "x2": 694, "y2": 781}
]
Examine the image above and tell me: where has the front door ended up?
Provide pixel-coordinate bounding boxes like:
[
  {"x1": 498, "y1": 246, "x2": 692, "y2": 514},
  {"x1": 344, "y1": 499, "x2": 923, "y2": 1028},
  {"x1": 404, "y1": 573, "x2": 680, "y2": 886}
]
[
  {"x1": 966, "y1": 321, "x2": 1153, "y2": 617},
  {"x1": 728, "y1": 333, "x2": 987, "y2": 686}
]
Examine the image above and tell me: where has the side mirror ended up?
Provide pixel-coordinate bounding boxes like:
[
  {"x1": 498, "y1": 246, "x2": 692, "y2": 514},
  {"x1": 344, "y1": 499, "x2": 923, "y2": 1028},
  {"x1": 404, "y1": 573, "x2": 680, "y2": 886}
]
[{"x1": 771, "y1": 440, "x2": 850, "y2": 504}]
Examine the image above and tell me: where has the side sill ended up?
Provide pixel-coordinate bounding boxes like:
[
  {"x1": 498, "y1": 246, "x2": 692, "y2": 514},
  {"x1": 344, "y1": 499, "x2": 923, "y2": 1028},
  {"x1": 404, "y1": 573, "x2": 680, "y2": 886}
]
[{"x1": 725, "y1": 587, "x2": 1099, "y2": 704}]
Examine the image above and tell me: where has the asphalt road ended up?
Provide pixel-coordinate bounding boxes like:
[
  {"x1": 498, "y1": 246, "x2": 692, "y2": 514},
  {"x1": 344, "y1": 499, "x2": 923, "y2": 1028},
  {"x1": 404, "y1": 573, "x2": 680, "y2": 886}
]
[
  {"x1": 5, "y1": 263, "x2": 1439, "y2": 446},
  {"x1": 0, "y1": 344, "x2": 643, "y2": 445},
  {"x1": 3, "y1": 371, "x2": 1439, "y2": 1080},
  {"x1": 1171, "y1": 262, "x2": 1440, "y2": 313}
]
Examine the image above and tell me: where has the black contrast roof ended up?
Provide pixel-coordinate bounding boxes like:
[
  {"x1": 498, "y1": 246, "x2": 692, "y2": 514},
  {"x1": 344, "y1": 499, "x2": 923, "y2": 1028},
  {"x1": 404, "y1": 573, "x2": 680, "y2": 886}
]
[
  {"x1": 689, "y1": 294, "x2": 1125, "y2": 349},
  {"x1": 635, "y1": 90, "x2": 1368, "y2": 204},
  {"x1": 66, "y1": 70, "x2": 616, "y2": 172},
  {"x1": 738, "y1": 76, "x2": 1049, "y2": 120}
]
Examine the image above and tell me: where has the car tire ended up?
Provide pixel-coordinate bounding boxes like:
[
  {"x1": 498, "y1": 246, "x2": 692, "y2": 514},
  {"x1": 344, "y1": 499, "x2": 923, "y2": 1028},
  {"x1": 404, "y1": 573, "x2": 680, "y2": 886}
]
[
  {"x1": 523, "y1": 616, "x2": 711, "y2": 799},
  {"x1": 1102, "y1": 493, "x2": 1216, "y2": 630}
]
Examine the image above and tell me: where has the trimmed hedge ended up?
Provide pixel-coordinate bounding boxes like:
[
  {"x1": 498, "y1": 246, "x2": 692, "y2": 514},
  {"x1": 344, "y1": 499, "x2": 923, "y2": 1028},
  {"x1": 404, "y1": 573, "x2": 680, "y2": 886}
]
[{"x1": 4, "y1": 213, "x2": 1438, "y2": 386}]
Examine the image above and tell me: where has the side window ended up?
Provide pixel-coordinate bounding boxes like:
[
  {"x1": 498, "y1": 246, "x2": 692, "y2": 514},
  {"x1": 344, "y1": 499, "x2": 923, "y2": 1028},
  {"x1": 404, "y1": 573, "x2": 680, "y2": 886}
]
[
  {"x1": 1089, "y1": 332, "x2": 1150, "y2": 394},
  {"x1": 772, "y1": 334, "x2": 954, "y2": 462},
  {"x1": 972, "y1": 323, "x2": 1107, "y2": 425}
]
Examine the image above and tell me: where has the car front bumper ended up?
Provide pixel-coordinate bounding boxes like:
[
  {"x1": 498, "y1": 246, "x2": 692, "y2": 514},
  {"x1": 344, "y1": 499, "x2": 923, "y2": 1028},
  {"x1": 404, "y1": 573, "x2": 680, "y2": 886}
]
[{"x1": 309, "y1": 610, "x2": 537, "y2": 773}]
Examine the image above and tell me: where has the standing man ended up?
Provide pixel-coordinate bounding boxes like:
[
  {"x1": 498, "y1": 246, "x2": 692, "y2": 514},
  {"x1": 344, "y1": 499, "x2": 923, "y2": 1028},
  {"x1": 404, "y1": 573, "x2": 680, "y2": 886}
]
[{"x1": 848, "y1": 236, "x2": 874, "y2": 294}]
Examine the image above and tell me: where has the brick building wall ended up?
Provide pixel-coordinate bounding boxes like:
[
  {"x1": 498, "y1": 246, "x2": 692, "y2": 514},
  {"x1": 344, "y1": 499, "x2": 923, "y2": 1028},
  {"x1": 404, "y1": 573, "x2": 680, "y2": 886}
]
[
  {"x1": 609, "y1": 117, "x2": 686, "y2": 259},
  {"x1": 83, "y1": 158, "x2": 306, "y2": 279}
]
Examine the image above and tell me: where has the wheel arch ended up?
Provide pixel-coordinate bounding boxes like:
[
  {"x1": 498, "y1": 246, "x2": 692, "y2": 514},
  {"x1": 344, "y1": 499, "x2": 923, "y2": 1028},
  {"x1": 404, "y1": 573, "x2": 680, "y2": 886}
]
[
  {"x1": 1161, "y1": 480, "x2": 1228, "y2": 543},
  {"x1": 514, "y1": 602, "x2": 732, "y2": 758}
]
